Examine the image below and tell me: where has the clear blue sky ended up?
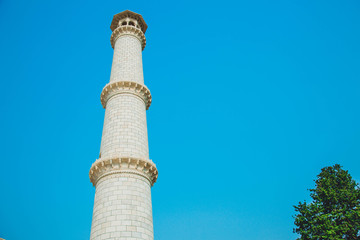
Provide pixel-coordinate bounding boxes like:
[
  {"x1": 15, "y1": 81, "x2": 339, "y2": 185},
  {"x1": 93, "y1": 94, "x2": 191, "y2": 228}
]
[{"x1": 0, "y1": 0, "x2": 359, "y2": 239}]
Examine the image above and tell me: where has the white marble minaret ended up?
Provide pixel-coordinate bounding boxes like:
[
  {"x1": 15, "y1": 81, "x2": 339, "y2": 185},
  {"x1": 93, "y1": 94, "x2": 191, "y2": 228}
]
[{"x1": 89, "y1": 10, "x2": 158, "y2": 240}]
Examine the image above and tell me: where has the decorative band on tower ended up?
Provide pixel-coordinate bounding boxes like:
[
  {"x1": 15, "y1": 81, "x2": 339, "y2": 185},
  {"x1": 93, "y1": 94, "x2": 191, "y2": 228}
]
[
  {"x1": 100, "y1": 81, "x2": 152, "y2": 109},
  {"x1": 89, "y1": 157, "x2": 158, "y2": 187},
  {"x1": 110, "y1": 26, "x2": 146, "y2": 50}
]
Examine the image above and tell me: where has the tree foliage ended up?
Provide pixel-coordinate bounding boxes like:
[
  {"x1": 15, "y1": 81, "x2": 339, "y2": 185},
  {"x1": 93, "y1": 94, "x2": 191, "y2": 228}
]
[{"x1": 294, "y1": 164, "x2": 360, "y2": 239}]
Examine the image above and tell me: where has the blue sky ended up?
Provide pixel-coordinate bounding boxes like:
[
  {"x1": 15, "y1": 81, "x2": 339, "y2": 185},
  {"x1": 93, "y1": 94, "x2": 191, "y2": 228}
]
[{"x1": 0, "y1": 0, "x2": 359, "y2": 239}]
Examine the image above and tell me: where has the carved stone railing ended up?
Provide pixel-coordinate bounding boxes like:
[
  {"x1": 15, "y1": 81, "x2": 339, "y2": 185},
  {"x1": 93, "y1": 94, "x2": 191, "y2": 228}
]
[
  {"x1": 100, "y1": 81, "x2": 152, "y2": 109},
  {"x1": 110, "y1": 25, "x2": 146, "y2": 50},
  {"x1": 89, "y1": 157, "x2": 158, "y2": 187}
]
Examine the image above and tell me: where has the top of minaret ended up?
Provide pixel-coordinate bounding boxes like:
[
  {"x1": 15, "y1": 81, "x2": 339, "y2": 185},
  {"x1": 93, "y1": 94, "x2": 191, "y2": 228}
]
[{"x1": 110, "y1": 10, "x2": 148, "y2": 33}]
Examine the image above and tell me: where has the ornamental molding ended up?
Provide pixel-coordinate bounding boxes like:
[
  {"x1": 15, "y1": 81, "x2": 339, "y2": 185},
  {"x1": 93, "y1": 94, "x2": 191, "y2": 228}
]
[
  {"x1": 89, "y1": 157, "x2": 158, "y2": 187},
  {"x1": 100, "y1": 81, "x2": 152, "y2": 110},
  {"x1": 110, "y1": 26, "x2": 146, "y2": 50}
]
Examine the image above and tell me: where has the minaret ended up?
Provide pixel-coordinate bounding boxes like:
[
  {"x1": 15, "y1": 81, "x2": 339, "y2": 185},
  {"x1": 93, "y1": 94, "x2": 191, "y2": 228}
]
[{"x1": 89, "y1": 10, "x2": 158, "y2": 240}]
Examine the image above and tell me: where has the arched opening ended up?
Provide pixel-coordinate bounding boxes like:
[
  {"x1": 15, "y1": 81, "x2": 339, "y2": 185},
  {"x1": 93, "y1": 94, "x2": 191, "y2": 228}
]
[
  {"x1": 129, "y1": 21, "x2": 135, "y2": 26},
  {"x1": 121, "y1": 21, "x2": 127, "y2": 26}
]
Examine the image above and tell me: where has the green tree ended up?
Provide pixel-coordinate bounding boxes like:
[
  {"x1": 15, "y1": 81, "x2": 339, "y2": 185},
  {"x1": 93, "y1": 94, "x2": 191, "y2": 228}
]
[{"x1": 294, "y1": 164, "x2": 360, "y2": 239}]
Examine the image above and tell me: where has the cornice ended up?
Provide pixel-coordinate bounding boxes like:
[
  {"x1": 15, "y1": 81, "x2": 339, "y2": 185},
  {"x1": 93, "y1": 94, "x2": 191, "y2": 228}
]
[
  {"x1": 110, "y1": 26, "x2": 146, "y2": 50},
  {"x1": 100, "y1": 81, "x2": 152, "y2": 110},
  {"x1": 89, "y1": 157, "x2": 158, "y2": 187}
]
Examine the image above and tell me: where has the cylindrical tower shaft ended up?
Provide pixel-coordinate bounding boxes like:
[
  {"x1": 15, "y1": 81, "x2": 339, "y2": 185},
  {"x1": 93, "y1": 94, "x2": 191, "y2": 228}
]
[
  {"x1": 110, "y1": 36, "x2": 144, "y2": 84},
  {"x1": 89, "y1": 10, "x2": 157, "y2": 240}
]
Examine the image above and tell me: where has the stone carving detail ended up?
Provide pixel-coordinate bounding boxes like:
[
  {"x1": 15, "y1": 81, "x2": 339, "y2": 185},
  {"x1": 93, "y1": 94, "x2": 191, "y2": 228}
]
[
  {"x1": 110, "y1": 25, "x2": 146, "y2": 50},
  {"x1": 89, "y1": 157, "x2": 158, "y2": 186},
  {"x1": 100, "y1": 81, "x2": 152, "y2": 109}
]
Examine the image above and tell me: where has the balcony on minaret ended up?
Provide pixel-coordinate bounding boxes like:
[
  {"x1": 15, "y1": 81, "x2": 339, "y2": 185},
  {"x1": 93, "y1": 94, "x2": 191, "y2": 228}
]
[
  {"x1": 110, "y1": 10, "x2": 148, "y2": 33},
  {"x1": 109, "y1": 10, "x2": 148, "y2": 51}
]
